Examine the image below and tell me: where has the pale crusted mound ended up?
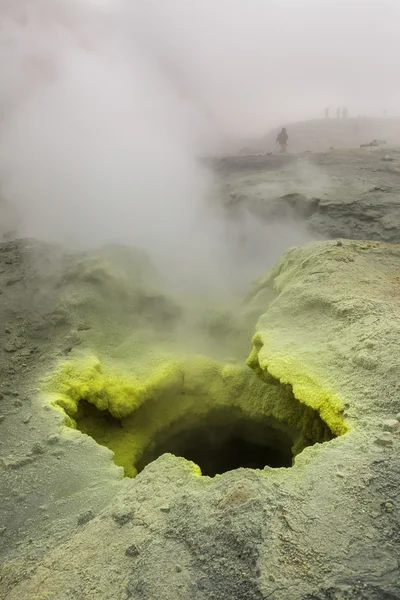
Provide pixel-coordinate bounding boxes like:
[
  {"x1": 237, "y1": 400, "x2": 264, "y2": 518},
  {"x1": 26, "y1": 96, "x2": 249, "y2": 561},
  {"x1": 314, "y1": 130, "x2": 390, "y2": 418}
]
[
  {"x1": 1, "y1": 239, "x2": 400, "y2": 600},
  {"x1": 247, "y1": 239, "x2": 400, "y2": 428}
]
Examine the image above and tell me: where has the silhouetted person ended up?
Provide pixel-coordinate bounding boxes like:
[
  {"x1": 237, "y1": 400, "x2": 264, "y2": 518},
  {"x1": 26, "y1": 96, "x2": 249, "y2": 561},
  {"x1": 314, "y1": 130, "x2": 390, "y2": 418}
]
[
  {"x1": 336, "y1": 107, "x2": 341, "y2": 118},
  {"x1": 276, "y1": 127, "x2": 288, "y2": 153},
  {"x1": 325, "y1": 107, "x2": 330, "y2": 118},
  {"x1": 342, "y1": 107, "x2": 348, "y2": 119}
]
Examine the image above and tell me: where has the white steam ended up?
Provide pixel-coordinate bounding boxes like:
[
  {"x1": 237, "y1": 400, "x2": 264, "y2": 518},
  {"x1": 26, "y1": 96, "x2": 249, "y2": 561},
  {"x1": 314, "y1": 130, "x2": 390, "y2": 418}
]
[{"x1": 0, "y1": 0, "x2": 317, "y2": 292}]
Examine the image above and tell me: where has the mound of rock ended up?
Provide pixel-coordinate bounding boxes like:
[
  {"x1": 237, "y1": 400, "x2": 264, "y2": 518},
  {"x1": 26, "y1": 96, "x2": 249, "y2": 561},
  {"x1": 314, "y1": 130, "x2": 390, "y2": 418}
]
[{"x1": 1, "y1": 238, "x2": 399, "y2": 600}]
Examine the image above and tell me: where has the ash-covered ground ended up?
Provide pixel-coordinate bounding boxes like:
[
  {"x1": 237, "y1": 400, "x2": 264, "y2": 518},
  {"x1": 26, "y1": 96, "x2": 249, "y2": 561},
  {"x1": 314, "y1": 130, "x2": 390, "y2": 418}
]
[{"x1": 1, "y1": 141, "x2": 400, "y2": 600}]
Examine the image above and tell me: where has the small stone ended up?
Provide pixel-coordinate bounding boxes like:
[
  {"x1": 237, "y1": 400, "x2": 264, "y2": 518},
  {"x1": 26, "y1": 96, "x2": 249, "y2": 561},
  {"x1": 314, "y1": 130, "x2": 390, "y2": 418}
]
[
  {"x1": 0, "y1": 415, "x2": 5, "y2": 424},
  {"x1": 160, "y1": 505, "x2": 170, "y2": 513},
  {"x1": 112, "y1": 507, "x2": 133, "y2": 526},
  {"x1": 19, "y1": 349, "x2": 31, "y2": 357},
  {"x1": 383, "y1": 419, "x2": 399, "y2": 433},
  {"x1": 4, "y1": 344, "x2": 17, "y2": 353},
  {"x1": 49, "y1": 312, "x2": 69, "y2": 326},
  {"x1": 77, "y1": 510, "x2": 95, "y2": 526},
  {"x1": 6, "y1": 275, "x2": 23, "y2": 286},
  {"x1": 385, "y1": 502, "x2": 393, "y2": 512},
  {"x1": 22, "y1": 415, "x2": 32, "y2": 424},
  {"x1": 46, "y1": 433, "x2": 59, "y2": 445},
  {"x1": 4, "y1": 337, "x2": 26, "y2": 352},
  {"x1": 268, "y1": 575, "x2": 276, "y2": 582},
  {"x1": 374, "y1": 432, "x2": 393, "y2": 447},
  {"x1": 396, "y1": 413, "x2": 400, "y2": 423},
  {"x1": 175, "y1": 565, "x2": 182, "y2": 573},
  {"x1": 336, "y1": 240, "x2": 343, "y2": 247},
  {"x1": 31, "y1": 443, "x2": 45, "y2": 455},
  {"x1": 14, "y1": 399, "x2": 23, "y2": 408},
  {"x1": 353, "y1": 351, "x2": 377, "y2": 370},
  {"x1": 382, "y1": 155, "x2": 394, "y2": 162},
  {"x1": 125, "y1": 544, "x2": 140, "y2": 557}
]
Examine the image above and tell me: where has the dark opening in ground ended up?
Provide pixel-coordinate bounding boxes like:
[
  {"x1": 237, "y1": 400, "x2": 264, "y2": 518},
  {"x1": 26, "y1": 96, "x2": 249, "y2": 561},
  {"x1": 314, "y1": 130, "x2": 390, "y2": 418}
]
[
  {"x1": 72, "y1": 390, "x2": 335, "y2": 478},
  {"x1": 134, "y1": 409, "x2": 301, "y2": 476},
  {"x1": 136, "y1": 419, "x2": 293, "y2": 476}
]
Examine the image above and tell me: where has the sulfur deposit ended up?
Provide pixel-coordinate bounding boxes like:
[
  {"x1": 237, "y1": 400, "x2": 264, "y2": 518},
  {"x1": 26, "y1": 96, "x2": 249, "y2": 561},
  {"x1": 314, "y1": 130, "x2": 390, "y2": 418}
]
[{"x1": 0, "y1": 237, "x2": 399, "y2": 600}]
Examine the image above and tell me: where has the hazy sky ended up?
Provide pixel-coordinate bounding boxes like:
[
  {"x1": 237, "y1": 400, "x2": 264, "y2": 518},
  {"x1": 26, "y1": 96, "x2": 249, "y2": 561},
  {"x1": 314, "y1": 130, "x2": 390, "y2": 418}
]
[
  {"x1": 2, "y1": 0, "x2": 400, "y2": 137},
  {"x1": 123, "y1": 0, "x2": 400, "y2": 135}
]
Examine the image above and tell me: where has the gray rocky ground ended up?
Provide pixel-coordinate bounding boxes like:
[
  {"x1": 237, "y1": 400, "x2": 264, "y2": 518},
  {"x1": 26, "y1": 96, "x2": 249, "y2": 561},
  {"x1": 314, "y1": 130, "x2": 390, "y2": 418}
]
[
  {"x1": 214, "y1": 144, "x2": 400, "y2": 244},
  {"x1": 248, "y1": 118, "x2": 400, "y2": 154},
  {"x1": 1, "y1": 140, "x2": 400, "y2": 600}
]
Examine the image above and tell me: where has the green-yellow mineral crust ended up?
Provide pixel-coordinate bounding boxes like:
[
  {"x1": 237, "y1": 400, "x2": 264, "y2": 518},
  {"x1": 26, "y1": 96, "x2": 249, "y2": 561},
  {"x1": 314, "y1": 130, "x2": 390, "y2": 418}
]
[
  {"x1": 48, "y1": 240, "x2": 398, "y2": 478},
  {"x1": 43, "y1": 349, "x2": 346, "y2": 477}
]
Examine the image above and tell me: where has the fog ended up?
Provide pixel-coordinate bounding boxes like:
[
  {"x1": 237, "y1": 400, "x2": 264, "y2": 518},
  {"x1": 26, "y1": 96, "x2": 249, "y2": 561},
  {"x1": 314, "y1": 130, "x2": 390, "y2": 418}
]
[
  {"x1": 128, "y1": 0, "x2": 400, "y2": 134},
  {"x1": 0, "y1": 0, "x2": 399, "y2": 291}
]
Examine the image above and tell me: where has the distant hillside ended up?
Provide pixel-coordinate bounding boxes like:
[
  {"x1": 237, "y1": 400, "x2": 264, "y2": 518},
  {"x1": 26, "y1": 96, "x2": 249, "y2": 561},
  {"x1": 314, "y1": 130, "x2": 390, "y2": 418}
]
[{"x1": 249, "y1": 118, "x2": 400, "y2": 153}]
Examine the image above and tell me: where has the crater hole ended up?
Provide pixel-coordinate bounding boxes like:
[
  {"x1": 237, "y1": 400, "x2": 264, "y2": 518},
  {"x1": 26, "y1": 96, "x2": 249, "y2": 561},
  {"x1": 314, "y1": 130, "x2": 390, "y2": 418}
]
[
  {"x1": 136, "y1": 410, "x2": 295, "y2": 476},
  {"x1": 74, "y1": 401, "x2": 335, "y2": 477}
]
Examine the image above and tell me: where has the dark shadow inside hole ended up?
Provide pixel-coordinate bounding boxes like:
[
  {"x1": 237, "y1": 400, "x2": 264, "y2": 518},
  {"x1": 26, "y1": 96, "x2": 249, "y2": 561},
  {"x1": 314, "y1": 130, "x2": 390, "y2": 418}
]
[
  {"x1": 76, "y1": 399, "x2": 122, "y2": 432},
  {"x1": 73, "y1": 399, "x2": 335, "y2": 478},
  {"x1": 136, "y1": 413, "x2": 295, "y2": 476}
]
